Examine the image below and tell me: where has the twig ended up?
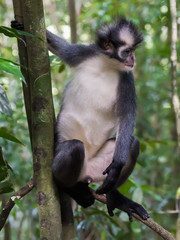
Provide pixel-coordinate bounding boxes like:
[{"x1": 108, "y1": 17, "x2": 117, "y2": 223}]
[
  {"x1": 91, "y1": 189, "x2": 175, "y2": 240},
  {"x1": 0, "y1": 179, "x2": 34, "y2": 231},
  {"x1": 0, "y1": 179, "x2": 176, "y2": 240}
]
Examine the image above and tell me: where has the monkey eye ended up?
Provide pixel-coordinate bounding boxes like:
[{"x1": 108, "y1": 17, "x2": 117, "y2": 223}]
[{"x1": 124, "y1": 49, "x2": 131, "y2": 54}]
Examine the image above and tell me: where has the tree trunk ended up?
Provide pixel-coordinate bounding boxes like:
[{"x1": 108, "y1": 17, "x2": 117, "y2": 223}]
[{"x1": 12, "y1": 0, "x2": 62, "y2": 239}]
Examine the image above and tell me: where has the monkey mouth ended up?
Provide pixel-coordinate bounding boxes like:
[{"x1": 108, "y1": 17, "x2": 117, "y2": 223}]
[{"x1": 125, "y1": 64, "x2": 134, "y2": 68}]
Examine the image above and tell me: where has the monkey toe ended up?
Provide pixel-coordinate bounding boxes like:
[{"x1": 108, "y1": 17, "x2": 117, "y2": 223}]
[{"x1": 130, "y1": 202, "x2": 149, "y2": 220}]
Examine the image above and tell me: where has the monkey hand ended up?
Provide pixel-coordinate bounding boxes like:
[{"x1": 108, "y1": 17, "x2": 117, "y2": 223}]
[
  {"x1": 96, "y1": 162, "x2": 121, "y2": 194},
  {"x1": 11, "y1": 20, "x2": 24, "y2": 30},
  {"x1": 106, "y1": 190, "x2": 149, "y2": 221}
]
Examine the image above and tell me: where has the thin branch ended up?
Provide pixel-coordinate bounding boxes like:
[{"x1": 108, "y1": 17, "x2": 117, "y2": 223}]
[
  {"x1": 91, "y1": 189, "x2": 175, "y2": 240},
  {"x1": 0, "y1": 179, "x2": 34, "y2": 231},
  {"x1": 0, "y1": 179, "x2": 176, "y2": 240}
]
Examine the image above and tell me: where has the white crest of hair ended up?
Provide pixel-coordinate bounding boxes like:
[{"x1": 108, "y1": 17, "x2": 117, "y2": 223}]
[
  {"x1": 57, "y1": 54, "x2": 120, "y2": 159},
  {"x1": 119, "y1": 27, "x2": 134, "y2": 46}
]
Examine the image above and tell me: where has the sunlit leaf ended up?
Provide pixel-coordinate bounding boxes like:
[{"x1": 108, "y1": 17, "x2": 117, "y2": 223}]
[
  {"x1": 49, "y1": 55, "x2": 60, "y2": 64},
  {"x1": 176, "y1": 187, "x2": 180, "y2": 198},
  {"x1": 0, "y1": 58, "x2": 25, "y2": 83},
  {"x1": 0, "y1": 85, "x2": 12, "y2": 117}
]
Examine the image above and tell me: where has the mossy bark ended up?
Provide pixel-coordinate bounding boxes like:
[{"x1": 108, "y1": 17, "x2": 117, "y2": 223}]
[{"x1": 12, "y1": 0, "x2": 62, "y2": 239}]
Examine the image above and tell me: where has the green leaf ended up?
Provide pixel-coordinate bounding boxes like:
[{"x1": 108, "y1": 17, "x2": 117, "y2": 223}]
[
  {"x1": 16, "y1": 29, "x2": 34, "y2": 38},
  {"x1": 140, "y1": 143, "x2": 146, "y2": 152},
  {"x1": 0, "y1": 58, "x2": 25, "y2": 83},
  {"x1": 176, "y1": 187, "x2": 180, "y2": 198},
  {"x1": 0, "y1": 26, "x2": 20, "y2": 38},
  {"x1": 49, "y1": 55, "x2": 60, "y2": 64},
  {"x1": 0, "y1": 127, "x2": 23, "y2": 145},
  {"x1": 0, "y1": 179, "x2": 13, "y2": 194},
  {"x1": 132, "y1": 187, "x2": 143, "y2": 203},
  {"x1": 0, "y1": 85, "x2": 12, "y2": 117},
  {"x1": 0, "y1": 26, "x2": 26, "y2": 46},
  {"x1": 0, "y1": 147, "x2": 8, "y2": 181},
  {"x1": 0, "y1": 26, "x2": 34, "y2": 43},
  {"x1": 14, "y1": 198, "x2": 23, "y2": 210},
  {"x1": 118, "y1": 178, "x2": 136, "y2": 196},
  {"x1": 131, "y1": 221, "x2": 141, "y2": 234},
  {"x1": 58, "y1": 63, "x2": 66, "y2": 73}
]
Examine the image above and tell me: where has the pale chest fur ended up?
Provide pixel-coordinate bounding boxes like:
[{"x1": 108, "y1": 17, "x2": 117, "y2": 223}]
[{"x1": 58, "y1": 55, "x2": 120, "y2": 157}]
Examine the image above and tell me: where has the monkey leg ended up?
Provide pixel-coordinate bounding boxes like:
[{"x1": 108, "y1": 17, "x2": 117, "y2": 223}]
[
  {"x1": 52, "y1": 139, "x2": 85, "y2": 188},
  {"x1": 52, "y1": 139, "x2": 94, "y2": 208}
]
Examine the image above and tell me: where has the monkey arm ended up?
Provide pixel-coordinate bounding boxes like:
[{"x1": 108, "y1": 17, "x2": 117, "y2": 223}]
[
  {"x1": 46, "y1": 30, "x2": 97, "y2": 67},
  {"x1": 96, "y1": 118, "x2": 134, "y2": 194},
  {"x1": 97, "y1": 72, "x2": 137, "y2": 194}
]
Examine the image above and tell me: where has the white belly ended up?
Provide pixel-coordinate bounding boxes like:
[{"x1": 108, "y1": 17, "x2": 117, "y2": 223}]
[{"x1": 57, "y1": 55, "x2": 119, "y2": 158}]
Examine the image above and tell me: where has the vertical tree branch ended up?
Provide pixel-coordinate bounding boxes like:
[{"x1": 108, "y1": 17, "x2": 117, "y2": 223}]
[
  {"x1": 12, "y1": 0, "x2": 62, "y2": 239},
  {"x1": 68, "y1": 0, "x2": 77, "y2": 43},
  {"x1": 170, "y1": 0, "x2": 180, "y2": 149},
  {"x1": 12, "y1": 0, "x2": 32, "y2": 144}
]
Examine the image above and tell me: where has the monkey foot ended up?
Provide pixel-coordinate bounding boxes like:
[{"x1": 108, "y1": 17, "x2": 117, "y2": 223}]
[{"x1": 106, "y1": 190, "x2": 149, "y2": 221}]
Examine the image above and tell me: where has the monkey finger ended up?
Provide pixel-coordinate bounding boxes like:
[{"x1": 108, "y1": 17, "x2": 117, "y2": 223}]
[
  {"x1": 107, "y1": 206, "x2": 114, "y2": 217},
  {"x1": 102, "y1": 163, "x2": 113, "y2": 175}
]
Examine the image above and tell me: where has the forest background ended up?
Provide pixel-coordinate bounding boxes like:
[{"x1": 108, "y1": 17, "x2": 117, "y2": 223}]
[{"x1": 0, "y1": 0, "x2": 180, "y2": 239}]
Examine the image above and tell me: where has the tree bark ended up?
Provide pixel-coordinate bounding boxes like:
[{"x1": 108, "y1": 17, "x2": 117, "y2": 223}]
[
  {"x1": 12, "y1": 0, "x2": 62, "y2": 239},
  {"x1": 68, "y1": 0, "x2": 77, "y2": 43}
]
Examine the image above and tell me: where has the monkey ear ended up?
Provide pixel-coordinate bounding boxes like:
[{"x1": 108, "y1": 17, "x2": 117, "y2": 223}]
[
  {"x1": 103, "y1": 40, "x2": 114, "y2": 52},
  {"x1": 96, "y1": 25, "x2": 114, "y2": 52}
]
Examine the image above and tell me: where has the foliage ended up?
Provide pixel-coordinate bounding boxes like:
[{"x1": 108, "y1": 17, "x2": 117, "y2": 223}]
[{"x1": 0, "y1": 0, "x2": 180, "y2": 239}]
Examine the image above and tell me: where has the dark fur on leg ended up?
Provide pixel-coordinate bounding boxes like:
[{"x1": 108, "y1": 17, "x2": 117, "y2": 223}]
[
  {"x1": 52, "y1": 139, "x2": 85, "y2": 188},
  {"x1": 64, "y1": 182, "x2": 95, "y2": 208},
  {"x1": 106, "y1": 190, "x2": 149, "y2": 221}
]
